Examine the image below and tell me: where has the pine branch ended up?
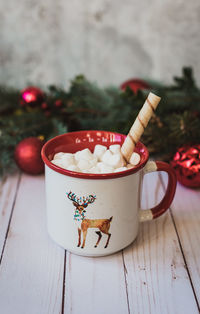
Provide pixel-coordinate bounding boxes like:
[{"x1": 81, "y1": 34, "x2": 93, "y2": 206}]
[{"x1": 1, "y1": 67, "x2": 200, "y2": 176}]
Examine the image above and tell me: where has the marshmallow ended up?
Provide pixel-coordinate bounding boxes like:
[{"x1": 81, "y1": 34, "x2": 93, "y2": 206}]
[
  {"x1": 100, "y1": 166, "x2": 114, "y2": 173},
  {"x1": 109, "y1": 153, "x2": 125, "y2": 168},
  {"x1": 75, "y1": 148, "x2": 93, "y2": 162},
  {"x1": 53, "y1": 152, "x2": 65, "y2": 160},
  {"x1": 89, "y1": 166, "x2": 100, "y2": 174},
  {"x1": 51, "y1": 146, "x2": 141, "y2": 174},
  {"x1": 97, "y1": 162, "x2": 114, "y2": 173},
  {"x1": 129, "y1": 152, "x2": 141, "y2": 166},
  {"x1": 60, "y1": 153, "x2": 75, "y2": 167},
  {"x1": 67, "y1": 165, "x2": 80, "y2": 172},
  {"x1": 102, "y1": 150, "x2": 125, "y2": 168},
  {"x1": 52, "y1": 153, "x2": 75, "y2": 169},
  {"x1": 97, "y1": 162, "x2": 104, "y2": 170},
  {"x1": 89, "y1": 156, "x2": 98, "y2": 167},
  {"x1": 109, "y1": 144, "x2": 121, "y2": 154},
  {"x1": 51, "y1": 158, "x2": 72, "y2": 170},
  {"x1": 114, "y1": 167, "x2": 128, "y2": 172},
  {"x1": 93, "y1": 145, "x2": 107, "y2": 161},
  {"x1": 77, "y1": 159, "x2": 92, "y2": 171},
  {"x1": 51, "y1": 159, "x2": 64, "y2": 167},
  {"x1": 101, "y1": 150, "x2": 113, "y2": 165}
]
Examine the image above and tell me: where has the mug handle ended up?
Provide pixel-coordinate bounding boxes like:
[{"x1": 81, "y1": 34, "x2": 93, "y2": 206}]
[{"x1": 139, "y1": 161, "x2": 177, "y2": 222}]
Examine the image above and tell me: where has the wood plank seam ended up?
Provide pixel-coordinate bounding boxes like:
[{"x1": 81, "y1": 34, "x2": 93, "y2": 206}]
[
  {"x1": 159, "y1": 173, "x2": 200, "y2": 312},
  {"x1": 0, "y1": 173, "x2": 21, "y2": 266},
  {"x1": 122, "y1": 250, "x2": 131, "y2": 314},
  {"x1": 168, "y1": 207, "x2": 200, "y2": 313},
  {"x1": 61, "y1": 250, "x2": 67, "y2": 314}
]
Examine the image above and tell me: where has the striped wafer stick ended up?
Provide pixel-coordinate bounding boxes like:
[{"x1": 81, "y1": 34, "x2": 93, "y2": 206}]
[{"x1": 121, "y1": 92, "x2": 161, "y2": 162}]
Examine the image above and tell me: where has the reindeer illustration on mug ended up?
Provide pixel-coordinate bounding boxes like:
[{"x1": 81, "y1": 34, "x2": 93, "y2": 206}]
[{"x1": 66, "y1": 191, "x2": 113, "y2": 249}]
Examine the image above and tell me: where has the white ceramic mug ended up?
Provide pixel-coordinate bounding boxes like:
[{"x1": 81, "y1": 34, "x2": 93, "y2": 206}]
[{"x1": 42, "y1": 130, "x2": 177, "y2": 257}]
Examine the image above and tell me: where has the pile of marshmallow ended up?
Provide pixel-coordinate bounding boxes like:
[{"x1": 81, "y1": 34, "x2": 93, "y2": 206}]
[{"x1": 51, "y1": 144, "x2": 141, "y2": 174}]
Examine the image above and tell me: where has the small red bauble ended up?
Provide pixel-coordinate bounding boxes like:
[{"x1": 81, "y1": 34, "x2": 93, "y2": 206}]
[
  {"x1": 171, "y1": 145, "x2": 200, "y2": 188},
  {"x1": 120, "y1": 79, "x2": 150, "y2": 94},
  {"x1": 54, "y1": 99, "x2": 63, "y2": 107},
  {"x1": 41, "y1": 102, "x2": 48, "y2": 110},
  {"x1": 20, "y1": 86, "x2": 44, "y2": 108},
  {"x1": 14, "y1": 137, "x2": 44, "y2": 175}
]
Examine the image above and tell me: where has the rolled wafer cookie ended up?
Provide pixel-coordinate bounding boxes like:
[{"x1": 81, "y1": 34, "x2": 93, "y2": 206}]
[{"x1": 121, "y1": 92, "x2": 161, "y2": 162}]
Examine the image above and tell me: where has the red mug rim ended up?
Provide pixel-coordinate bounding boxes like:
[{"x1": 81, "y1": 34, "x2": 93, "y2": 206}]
[{"x1": 41, "y1": 130, "x2": 149, "y2": 180}]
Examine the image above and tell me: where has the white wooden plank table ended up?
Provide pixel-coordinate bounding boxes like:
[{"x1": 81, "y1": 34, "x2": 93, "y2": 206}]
[{"x1": 0, "y1": 172, "x2": 199, "y2": 314}]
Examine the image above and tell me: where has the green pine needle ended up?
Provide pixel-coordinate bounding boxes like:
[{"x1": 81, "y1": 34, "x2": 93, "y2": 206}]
[{"x1": 1, "y1": 67, "x2": 200, "y2": 175}]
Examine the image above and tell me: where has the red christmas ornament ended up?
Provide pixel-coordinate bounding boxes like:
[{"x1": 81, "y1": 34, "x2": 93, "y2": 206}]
[
  {"x1": 20, "y1": 86, "x2": 44, "y2": 107},
  {"x1": 41, "y1": 102, "x2": 48, "y2": 110},
  {"x1": 54, "y1": 99, "x2": 63, "y2": 108},
  {"x1": 14, "y1": 137, "x2": 45, "y2": 175},
  {"x1": 171, "y1": 145, "x2": 200, "y2": 188},
  {"x1": 120, "y1": 79, "x2": 150, "y2": 94}
]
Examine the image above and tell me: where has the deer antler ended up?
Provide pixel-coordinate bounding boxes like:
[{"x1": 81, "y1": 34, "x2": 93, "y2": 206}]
[
  {"x1": 67, "y1": 191, "x2": 96, "y2": 206},
  {"x1": 67, "y1": 191, "x2": 79, "y2": 205},
  {"x1": 83, "y1": 195, "x2": 96, "y2": 206}
]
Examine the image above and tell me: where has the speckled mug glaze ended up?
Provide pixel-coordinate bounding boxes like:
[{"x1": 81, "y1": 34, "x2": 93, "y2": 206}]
[{"x1": 41, "y1": 131, "x2": 177, "y2": 257}]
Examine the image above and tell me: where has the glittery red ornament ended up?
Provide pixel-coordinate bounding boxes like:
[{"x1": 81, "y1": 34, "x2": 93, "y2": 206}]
[
  {"x1": 120, "y1": 79, "x2": 150, "y2": 94},
  {"x1": 20, "y1": 86, "x2": 44, "y2": 108},
  {"x1": 14, "y1": 137, "x2": 44, "y2": 175},
  {"x1": 171, "y1": 145, "x2": 200, "y2": 188}
]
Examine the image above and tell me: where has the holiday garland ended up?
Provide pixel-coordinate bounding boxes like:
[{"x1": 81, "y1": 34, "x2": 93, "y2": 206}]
[{"x1": 1, "y1": 67, "x2": 200, "y2": 176}]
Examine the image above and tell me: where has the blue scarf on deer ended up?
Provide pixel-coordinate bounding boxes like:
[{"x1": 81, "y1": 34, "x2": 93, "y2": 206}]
[{"x1": 73, "y1": 209, "x2": 85, "y2": 222}]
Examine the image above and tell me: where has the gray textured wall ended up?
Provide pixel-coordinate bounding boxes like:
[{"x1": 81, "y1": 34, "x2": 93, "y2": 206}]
[{"x1": 0, "y1": 0, "x2": 200, "y2": 88}]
